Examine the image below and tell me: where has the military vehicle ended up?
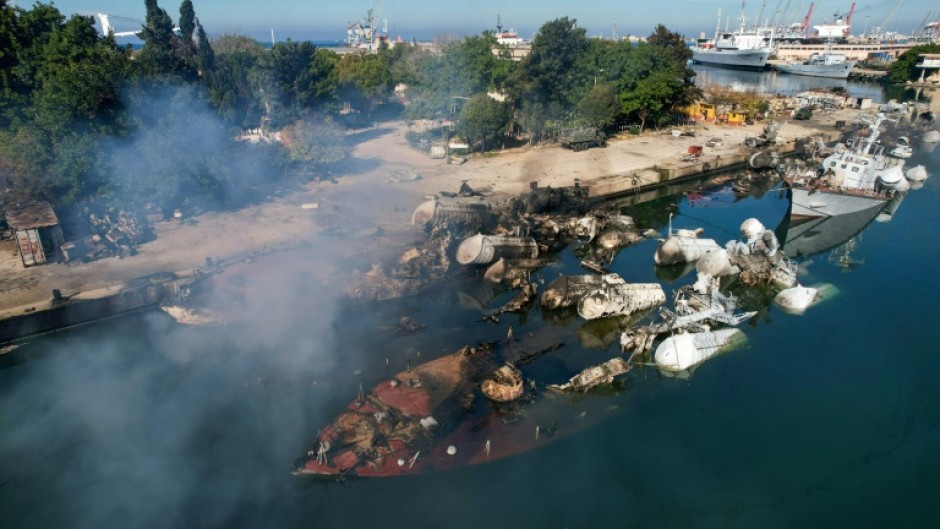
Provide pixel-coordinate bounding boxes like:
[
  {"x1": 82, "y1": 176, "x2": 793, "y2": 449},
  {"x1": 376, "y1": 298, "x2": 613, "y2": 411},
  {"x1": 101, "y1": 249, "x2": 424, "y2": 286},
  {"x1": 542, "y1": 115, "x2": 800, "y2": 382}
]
[{"x1": 559, "y1": 127, "x2": 606, "y2": 151}]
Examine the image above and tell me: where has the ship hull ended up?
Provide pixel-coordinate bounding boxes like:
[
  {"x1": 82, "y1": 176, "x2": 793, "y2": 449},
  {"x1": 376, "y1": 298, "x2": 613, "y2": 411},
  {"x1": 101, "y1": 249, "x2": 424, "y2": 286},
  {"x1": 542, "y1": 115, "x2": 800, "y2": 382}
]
[
  {"x1": 776, "y1": 202, "x2": 883, "y2": 259},
  {"x1": 790, "y1": 187, "x2": 887, "y2": 219},
  {"x1": 776, "y1": 61, "x2": 856, "y2": 79},
  {"x1": 691, "y1": 48, "x2": 771, "y2": 70}
]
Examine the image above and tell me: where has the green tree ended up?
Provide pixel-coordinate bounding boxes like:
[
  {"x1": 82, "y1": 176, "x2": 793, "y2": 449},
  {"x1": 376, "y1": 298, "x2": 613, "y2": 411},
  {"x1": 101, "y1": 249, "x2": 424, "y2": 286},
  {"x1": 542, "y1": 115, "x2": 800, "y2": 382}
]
[
  {"x1": 457, "y1": 94, "x2": 510, "y2": 151},
  {"x1": 621, "y1": 70, "x2": 685, "y2": 131},
  {"x1": 647, "y1": 24, "x2": 692, "y2": 63},
  {"x1": 136, "y1": 0, "x2": 188, "y2": 77},
  {"x1": 282, "y1": 116, "x2": 348, "y2": 178},
  {"x1": 888, "y1": 44, "x2": 940, "y2": 83},
  {"x1": 336, "y1": 51, "x2": 390, "y2": 112},
  {"x1": 578, "y1": 84, "x2": 619, "y2": 130},
  {"x1": 509, "y1": 18, "x2": 590, "y2": 140},
  {"x1": 208, "y1": 33, "x2": 264, "y2": 127},
  {"x1": 178, "y1": 0, "x2": 196, "y2": 61},
  {"x1": 253, "y1": 40, "x2": 337, "y2": 127}
]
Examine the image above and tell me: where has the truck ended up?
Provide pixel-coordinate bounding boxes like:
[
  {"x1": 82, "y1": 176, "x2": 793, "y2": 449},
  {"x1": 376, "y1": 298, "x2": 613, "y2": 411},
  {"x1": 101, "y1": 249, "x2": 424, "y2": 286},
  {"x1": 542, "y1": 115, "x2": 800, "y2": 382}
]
[{"x1": 559, "y1": 127, "x2": 606, "y2": 151}]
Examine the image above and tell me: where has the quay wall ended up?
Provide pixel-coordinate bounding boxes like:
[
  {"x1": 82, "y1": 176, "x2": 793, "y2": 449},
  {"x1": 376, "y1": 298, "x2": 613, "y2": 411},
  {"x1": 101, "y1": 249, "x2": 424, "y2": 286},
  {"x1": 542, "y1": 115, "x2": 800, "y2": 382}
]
[
  {"x1": 582, "y1": 130, "x2": 840, "y2": 200},
  {"x1": 0, "y1": 273, "x2": 193, "y2": 345}
]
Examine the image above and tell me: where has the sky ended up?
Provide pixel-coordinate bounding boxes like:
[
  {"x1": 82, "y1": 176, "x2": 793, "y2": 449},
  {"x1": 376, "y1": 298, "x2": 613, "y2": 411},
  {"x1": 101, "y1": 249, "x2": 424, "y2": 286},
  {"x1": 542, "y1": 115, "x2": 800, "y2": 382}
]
[{"x1": 37, "y1": 0, "x2": 939, "y2": 42}]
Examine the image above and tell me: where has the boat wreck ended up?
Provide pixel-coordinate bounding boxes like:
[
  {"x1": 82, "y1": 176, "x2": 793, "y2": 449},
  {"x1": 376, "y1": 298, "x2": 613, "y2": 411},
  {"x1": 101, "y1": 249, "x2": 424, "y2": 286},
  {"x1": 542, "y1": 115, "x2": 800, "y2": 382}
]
[
  {"x1": 481, "y1": 364, "x2": 524, "y2": 402},
  {"x1": 548, "y1": 357, "x2": 631, "y2": 392},
  {"x1": 295, "y1": 344, "x2": 498, "y2": 478},
  {"x1": 654, "y1": 328, "x2": 746, "y2": 372},
  {"x1": 577, "y1": 283, "x2": 666, "y2": 321},
  {"x1": 540, "y1": 273, "x2": 625, "y2": 310}
]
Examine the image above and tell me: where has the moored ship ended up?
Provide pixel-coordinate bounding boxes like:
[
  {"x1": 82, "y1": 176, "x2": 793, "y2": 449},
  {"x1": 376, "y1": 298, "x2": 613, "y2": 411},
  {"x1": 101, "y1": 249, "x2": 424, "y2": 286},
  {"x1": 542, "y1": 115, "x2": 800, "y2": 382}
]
[
  {"x1": 691, "y1": 9, "x2": 775, "y2": 71},
  {"x1": 776, "y1": 48, "x2": 857, "y2": 79},
  {"x1": 782, "y1": 114, "x2": 898, "y2": 219}
]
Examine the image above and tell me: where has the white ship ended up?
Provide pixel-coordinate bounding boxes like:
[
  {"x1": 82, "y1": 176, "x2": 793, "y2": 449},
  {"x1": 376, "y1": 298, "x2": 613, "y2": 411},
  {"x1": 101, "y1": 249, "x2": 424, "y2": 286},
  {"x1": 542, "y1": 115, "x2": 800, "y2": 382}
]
[
  {"x1": 692, "y1": 8, "x2": 775, "y2": 70},
  {"x1": 777, "y1": 47, "x2": 857, "y2": 79},
  {"x1": 784, "y1": 114, "x2": 899, "y2": 219}
]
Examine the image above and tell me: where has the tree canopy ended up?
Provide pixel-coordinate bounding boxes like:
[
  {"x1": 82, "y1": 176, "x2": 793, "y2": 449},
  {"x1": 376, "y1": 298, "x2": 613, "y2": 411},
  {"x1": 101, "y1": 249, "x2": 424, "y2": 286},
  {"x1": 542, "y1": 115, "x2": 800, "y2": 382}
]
[{"x1": 0, "y1": 1, "x2": 701, "y2": 222}]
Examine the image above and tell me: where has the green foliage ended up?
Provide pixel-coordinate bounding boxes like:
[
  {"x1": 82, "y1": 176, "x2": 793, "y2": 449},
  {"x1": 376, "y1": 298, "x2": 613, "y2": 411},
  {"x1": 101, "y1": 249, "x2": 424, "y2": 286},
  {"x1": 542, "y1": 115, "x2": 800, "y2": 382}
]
[
  {"x1": 208, "y1": 33, "x2": 264, "y2": 128},
  {"x1": 178, "y1": 0, "x2": 196, "y2": 61},
  {"x1": 647, "y1": 24, "x2": 692, "y2": 63},
  {"x1": 578, "y1": 84, "x2": 619, "y2": 130},
  {"x1": 402, "y1": 34, "x2": 513, "y2": 120},
  {"x1": 888, "y1": 44, "x2": 940, "y2": 83},
  {"x1": 136, "y1": 0, "x2": 190, "y2": 78},
  {"x1": 253, "y1": 40, "x2": 336, "y2": 127},
  {"x1": 282, "y1": 116, "x2": 348, "y2": 177},
  {"x1": 336, "y1": 51, "x2": 390, "y2": 112},
  {"x1": 457, "y1": 94, "x2": 510, "y2": 151},
  {"x1": 621, "y1": 70, "x2": 686, "y2": 131}
]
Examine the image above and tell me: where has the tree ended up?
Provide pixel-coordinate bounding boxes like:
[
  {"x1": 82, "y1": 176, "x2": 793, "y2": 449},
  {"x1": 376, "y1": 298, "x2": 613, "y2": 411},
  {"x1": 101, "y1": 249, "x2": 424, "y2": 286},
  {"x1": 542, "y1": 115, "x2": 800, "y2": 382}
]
[
  {"x1": 136, "y1": 0, "x2": 188, "y2": 78},
  {"x1": 578, "y1": 84, "x2": 619, "y2": 130},
  {"x1": 457, "y1": 94, "x2": 510, "y2": 151},
  {"x1": 888, "y1": 44, "x2": 940, "y2": 83},
  {"x1": 281, "y1": 116, "x2": 348, "y2": 178},
  {"x1": 621, "y1": 70, "x2": 685, "y2": 131},
  {"x1": 508, "y1": 18, "x2": 590, "y2": 140},
  {"x1": 208, "y1": 33, "x2": 264, "y2": 127},
  {"x1": 252, "y1": 40, "x2": 338, "y2": 127},
  {"x1": 336, "y1": 51, "x2": 390, "y2": 113},
  {"x1": 647, "y1": 24, "x2": 692, "y2": 63},
  {"x1": 512, "y1": 17, "x2": 589, "y2": 110},
  {"x1": 178, "y1": 0, "x2": 196, "y2": 62},
  {"x1": 194, "y1": 19, "x2": 214, "y2": 77}
]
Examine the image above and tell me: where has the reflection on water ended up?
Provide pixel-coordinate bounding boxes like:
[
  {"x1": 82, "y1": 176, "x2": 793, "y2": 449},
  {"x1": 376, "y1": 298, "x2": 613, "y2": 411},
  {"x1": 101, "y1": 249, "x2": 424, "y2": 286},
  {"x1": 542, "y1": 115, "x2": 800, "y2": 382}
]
[{"x1": 692, "y1": 64, "x2": 895, "y2": 102}]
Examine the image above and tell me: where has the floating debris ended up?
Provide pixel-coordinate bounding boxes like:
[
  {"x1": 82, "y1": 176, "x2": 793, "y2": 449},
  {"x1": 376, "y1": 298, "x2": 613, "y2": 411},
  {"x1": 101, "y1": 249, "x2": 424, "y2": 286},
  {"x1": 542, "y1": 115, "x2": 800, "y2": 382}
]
[
  {"x1": 541, "y1": 273, "x2": 625, "y2": 310},
  {"x1": 484, "y1": 257, "x2": 551, "y2": 284},
  {"x1": 906, "y1": 165, "x2": 928, "y2": 182},
  {"x1": 411, "y1": 198, "x2": 493, "y2": 230},
  {"x1": 577, "y1": 283, "x2": 666, "y2": 321},
  {"x1": 655, "y1": 228, "x2": 721, "y2": 266},
  {"x1": 456, "y1": 234, "x2": 539, "y2": 266},
  {"x1": 548, "y1": 357, "x2": 631, "y2": 392},
  {"x1": 620, "y1": 286, "x2": 755, "y2": 352},
  {"x1": 485, "y1": 281, "x2": 538, "y2": 318},
  {"x1": 295, "y1": 343, "x2": 497, "y2": 478},
  {"x1": 481, "y1": 364, "x2": 524, "y2": 402},
  {"x1": 160, "y1": 306, "x2": 228, "y2": 325},
  {"x1": 654, "y1": 328, "x2": 746, "y2": 372}
]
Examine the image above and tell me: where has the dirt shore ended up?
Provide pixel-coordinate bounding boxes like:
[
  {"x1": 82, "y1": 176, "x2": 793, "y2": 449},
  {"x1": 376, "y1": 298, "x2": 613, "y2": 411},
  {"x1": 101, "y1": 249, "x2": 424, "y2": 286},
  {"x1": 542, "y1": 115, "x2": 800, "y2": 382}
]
[{"x1": 0, "y1": 110, "x2": 855, "y2": 311}]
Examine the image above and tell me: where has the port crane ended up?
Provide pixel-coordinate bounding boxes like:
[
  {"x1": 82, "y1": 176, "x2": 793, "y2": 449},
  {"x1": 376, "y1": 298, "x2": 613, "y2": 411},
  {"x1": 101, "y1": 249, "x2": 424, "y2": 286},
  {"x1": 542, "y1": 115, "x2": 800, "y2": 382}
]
[{"x1": 865, "y1": 0, "x2": 903, "y2": 41}]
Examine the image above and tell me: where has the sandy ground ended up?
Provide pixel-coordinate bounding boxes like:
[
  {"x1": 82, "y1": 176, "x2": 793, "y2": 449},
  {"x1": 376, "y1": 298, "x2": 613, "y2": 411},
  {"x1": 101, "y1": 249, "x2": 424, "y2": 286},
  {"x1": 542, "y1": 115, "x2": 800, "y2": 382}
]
[{"x1": 0, "y1": 108, "x2": 856, "y2": 310}]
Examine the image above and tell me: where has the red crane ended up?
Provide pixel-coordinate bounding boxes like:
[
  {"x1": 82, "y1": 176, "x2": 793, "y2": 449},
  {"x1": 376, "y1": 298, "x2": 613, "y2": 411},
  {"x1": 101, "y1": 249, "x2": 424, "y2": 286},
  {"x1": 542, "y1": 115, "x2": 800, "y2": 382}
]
[
  {"x1": 844, "y1": 2, "x2": 856, "y2": 36},
  {"x1": 801, "y1": 3, "x2": 815, "y2": 38}
]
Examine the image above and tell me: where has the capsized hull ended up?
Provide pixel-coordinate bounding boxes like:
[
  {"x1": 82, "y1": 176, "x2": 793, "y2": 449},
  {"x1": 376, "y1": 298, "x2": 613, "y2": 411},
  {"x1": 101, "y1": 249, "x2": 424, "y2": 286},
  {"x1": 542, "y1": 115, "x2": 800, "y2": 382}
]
[{"x1": 296, "y1": 334, "x2": 638, "y2": 479}]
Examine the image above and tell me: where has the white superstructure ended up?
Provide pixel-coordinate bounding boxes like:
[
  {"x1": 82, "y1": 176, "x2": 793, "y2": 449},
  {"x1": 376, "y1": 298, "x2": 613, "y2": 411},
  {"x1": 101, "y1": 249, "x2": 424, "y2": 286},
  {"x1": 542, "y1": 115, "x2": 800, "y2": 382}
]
[
  {"x1": 777, "y1": 48, "x2": 857, "y2": 79},
  {"x1": 692, "y1": 8, "x2": 775, "y2": 70},
  {"x1": 786, "y1": 114, "x2": 899, "y2": 218}
]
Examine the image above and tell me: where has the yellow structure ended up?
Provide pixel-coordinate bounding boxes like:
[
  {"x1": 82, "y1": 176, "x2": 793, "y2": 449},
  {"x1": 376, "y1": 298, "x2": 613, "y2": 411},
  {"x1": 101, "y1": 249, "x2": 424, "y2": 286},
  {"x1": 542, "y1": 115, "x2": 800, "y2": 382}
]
[
  {"x1": 682, "y1": 102, "x2": 717, "y2": 122},
  {"x1": 726, "y1": 111, "x2": 747, "y2": 125}
]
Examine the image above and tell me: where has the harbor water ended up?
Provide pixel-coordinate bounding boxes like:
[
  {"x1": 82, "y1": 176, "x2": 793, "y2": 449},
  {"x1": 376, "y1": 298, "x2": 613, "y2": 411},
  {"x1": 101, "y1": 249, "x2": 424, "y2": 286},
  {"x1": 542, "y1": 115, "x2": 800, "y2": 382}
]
[{"x1": 1, "y1": 80, "x2": 939, "y2": 528}]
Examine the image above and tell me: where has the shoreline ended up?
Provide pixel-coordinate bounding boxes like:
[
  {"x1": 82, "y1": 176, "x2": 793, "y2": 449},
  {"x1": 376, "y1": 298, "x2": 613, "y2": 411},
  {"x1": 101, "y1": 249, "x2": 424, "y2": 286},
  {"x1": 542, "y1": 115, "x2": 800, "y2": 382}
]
[{"x1": 0, "y1": 106, "x2": 865, "y2": 344}]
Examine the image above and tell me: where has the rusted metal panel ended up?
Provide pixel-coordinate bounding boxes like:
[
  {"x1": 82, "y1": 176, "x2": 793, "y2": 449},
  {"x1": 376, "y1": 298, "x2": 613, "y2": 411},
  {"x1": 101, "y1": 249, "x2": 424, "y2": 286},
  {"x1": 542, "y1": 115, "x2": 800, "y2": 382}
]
[{"x1": 15, "y1": 228, "x2": 45, "y2": 266}]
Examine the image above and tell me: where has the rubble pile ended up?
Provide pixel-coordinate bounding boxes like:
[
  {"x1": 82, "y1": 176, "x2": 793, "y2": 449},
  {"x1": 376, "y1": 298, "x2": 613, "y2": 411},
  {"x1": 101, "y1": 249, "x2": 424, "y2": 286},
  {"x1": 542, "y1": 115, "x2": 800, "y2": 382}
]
[{"x1": 67, "y1": 207, "x2": 153, "y2": 262}]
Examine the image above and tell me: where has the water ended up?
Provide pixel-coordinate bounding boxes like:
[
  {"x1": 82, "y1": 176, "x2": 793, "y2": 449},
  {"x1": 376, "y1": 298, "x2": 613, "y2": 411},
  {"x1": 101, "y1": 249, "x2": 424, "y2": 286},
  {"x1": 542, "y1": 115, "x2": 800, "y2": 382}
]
[
  {"x1": 691, "y1": 64, "x2": 913, "y2": 103},
  {"x1": 2, "y1": 91, "x2": 939, "y2": 528}
]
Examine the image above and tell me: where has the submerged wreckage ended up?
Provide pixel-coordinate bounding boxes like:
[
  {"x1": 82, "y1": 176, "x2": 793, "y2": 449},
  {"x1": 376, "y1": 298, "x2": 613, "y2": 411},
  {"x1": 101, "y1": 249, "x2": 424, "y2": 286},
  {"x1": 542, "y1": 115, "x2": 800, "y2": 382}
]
[{"x1": 297, "y1": 114, "x2": 911, "y2": 478}]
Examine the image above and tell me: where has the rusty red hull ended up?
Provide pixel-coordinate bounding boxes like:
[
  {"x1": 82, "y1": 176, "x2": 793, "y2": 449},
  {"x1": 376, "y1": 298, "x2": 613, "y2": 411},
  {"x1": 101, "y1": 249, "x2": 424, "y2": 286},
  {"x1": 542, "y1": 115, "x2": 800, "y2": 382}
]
[{"x1": 295, "y1": 340, "x2": 630, "y2": 479}]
